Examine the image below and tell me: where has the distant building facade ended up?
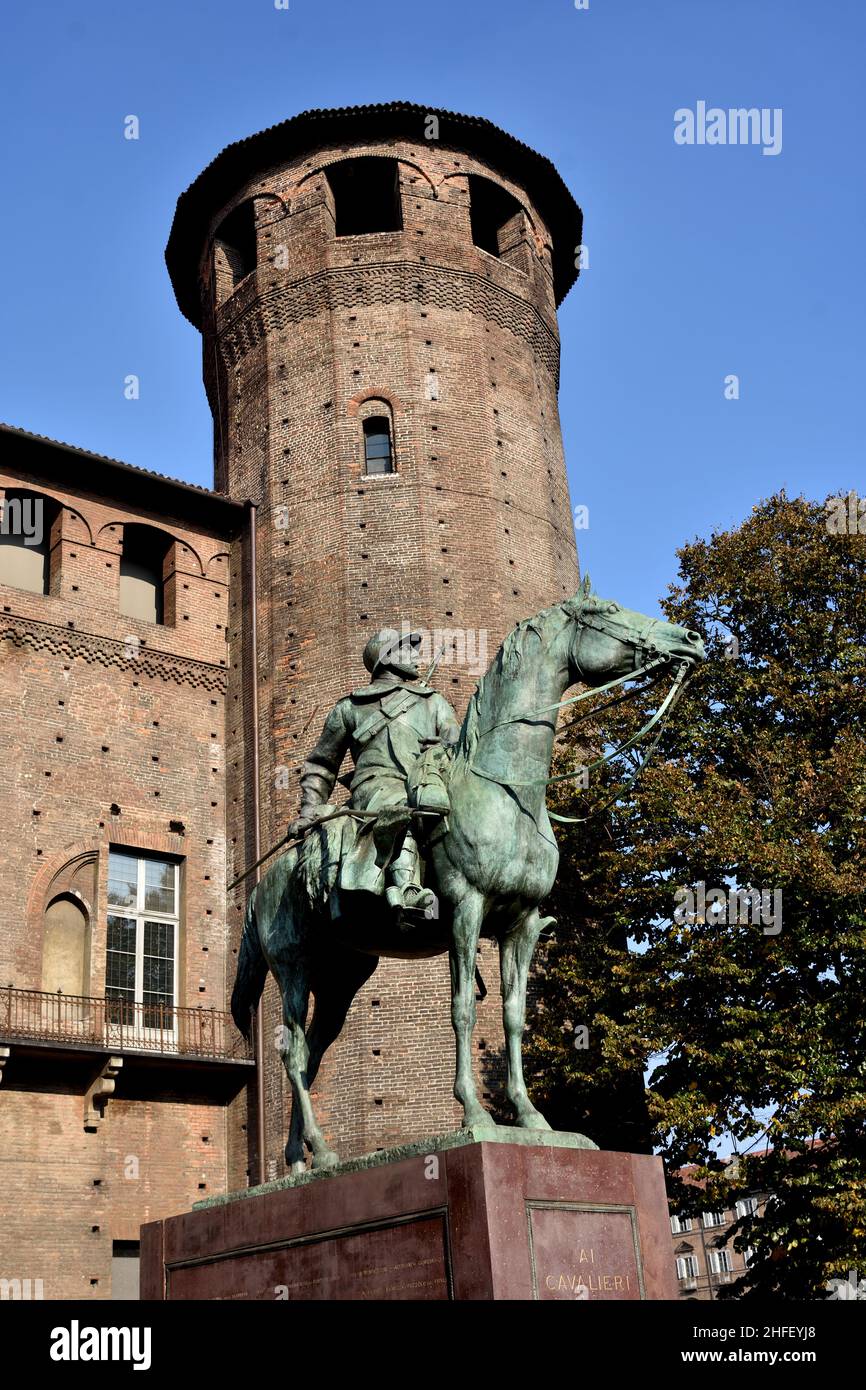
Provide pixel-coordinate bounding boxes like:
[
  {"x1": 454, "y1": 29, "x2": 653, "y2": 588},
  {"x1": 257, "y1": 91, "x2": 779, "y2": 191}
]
[
  {"x1": 670, "y1": 1196, "x2": 766, "y2": 1299},
  {"x1": 669, "y1": 1161, "x2": 769, "y2": 1299}
]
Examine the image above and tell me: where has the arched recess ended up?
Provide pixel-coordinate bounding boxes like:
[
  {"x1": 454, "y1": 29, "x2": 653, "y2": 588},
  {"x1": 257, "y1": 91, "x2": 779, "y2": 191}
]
[
  {"x1": 116, "y1": 523, "x2": 205, "y2": 626},
  {"x1": 467, "y1": 174, "x2": 533, "y2": 264},
  {"x1": 209, "y1": 193, "x2": 283, "y2": 308},
  {"x1": 442, "y1": 170, "x2": 543, "y2": 264},
  {"x1": 0, "y1": 487, "x2": 62, "y2": 595},
  {"x1": 42, "y1": 894, "x2": 91, "y2": 996},
  {"x1": 26, "y1": 846, "x2": 98, "y2": 995}
]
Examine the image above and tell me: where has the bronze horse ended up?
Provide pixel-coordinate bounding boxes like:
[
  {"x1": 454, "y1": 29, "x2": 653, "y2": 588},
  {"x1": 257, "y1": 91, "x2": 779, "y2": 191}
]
[{"x1": 231, "y1": 579, "x2": 704, "y2": 1170}]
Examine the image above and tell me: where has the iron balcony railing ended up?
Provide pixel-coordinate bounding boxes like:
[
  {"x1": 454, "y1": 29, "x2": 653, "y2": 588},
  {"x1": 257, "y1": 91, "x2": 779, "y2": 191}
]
[{"x1": 0, "y1": 986, "x2": 253, "y2": 1062}]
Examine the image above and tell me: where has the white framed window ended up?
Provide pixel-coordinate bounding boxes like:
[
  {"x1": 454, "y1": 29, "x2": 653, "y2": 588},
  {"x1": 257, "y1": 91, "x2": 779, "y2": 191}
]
[
  {"x1": 703, "y1": 1210, "x2": 727, "y2": 1228},
  {"x1": 708, "y1": 1250, "x2": 733, "y2": 1274},
  {"x1": 671, "y1": 1214, "x2": 694, "y2": 1234},
  {"x1": 677, "y1": 1255, "x2": 699, "y2": 1280},
  {"x1": 736, "y1": 1197, "x2": 758, "y2": 1219},
  {"x1": 106, "y1": 850, "x2": 179, "y2": 1034}
]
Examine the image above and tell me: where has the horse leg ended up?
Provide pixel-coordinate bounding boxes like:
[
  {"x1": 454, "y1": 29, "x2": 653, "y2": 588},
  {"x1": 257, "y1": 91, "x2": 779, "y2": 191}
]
[
  {"x1": 284, "y1": 949, "x2": 378, "y2": 1172},
  {"x1": 450, "y1": 892, "x2": 495, "y2": 1130},
  {"x1": 500, "y1": 909, "x2": 554, "y2": 1130},
  {"x1": 272, "y1": 954, "x2": 339, "y2": 1172}
]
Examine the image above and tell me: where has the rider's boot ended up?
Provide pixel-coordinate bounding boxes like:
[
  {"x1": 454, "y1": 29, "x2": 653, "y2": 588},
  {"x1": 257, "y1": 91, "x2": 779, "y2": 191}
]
[{"x1": 385, "y1": 830, "x2": 438, "y2": 923}]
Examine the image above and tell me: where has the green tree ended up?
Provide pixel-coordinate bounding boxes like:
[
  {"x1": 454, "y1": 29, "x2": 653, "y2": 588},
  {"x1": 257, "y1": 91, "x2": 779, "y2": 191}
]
[{"x1": 526, "y1": 492, "x2": 866, "y2": 1298}]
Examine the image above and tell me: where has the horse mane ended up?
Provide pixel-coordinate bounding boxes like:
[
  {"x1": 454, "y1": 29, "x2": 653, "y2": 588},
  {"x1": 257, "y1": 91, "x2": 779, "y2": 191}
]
[{"x1": 458, "y1": 600, "x2": 571, "y2": 759}]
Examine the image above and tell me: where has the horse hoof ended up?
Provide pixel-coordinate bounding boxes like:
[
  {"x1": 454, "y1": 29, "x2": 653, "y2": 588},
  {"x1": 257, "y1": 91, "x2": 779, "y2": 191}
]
[
  {"x1": 515, "y1": 1109, "x2": 552, "y2": 1131},
  {"x1": 461, "y1": 1110, "x2": 497, "y2": 1133}
]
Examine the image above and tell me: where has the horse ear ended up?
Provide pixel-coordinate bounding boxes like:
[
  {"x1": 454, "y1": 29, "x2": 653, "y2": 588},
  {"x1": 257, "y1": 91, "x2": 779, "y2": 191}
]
[{"x1": 581, "y1": 573, "x2": 592, "y2": 596}]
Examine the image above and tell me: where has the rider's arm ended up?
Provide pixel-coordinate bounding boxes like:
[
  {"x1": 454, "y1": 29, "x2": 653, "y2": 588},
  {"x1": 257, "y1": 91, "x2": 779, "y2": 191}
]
[
  {"x1": 434, "y1": 694, "x2": 461, "y2": 748},
  {"x1": 292, "y1": 703, "x2": 351, "y2": 829}
]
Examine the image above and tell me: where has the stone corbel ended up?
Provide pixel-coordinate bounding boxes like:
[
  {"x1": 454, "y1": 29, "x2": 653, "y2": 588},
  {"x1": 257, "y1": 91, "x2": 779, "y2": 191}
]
[{"x1": 84, "y1": 1056, "x2": 123, "y2": 1131}]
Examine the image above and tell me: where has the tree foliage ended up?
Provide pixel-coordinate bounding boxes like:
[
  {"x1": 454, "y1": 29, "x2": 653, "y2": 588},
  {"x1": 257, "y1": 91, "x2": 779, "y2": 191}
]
[{"x1": 526, "y1": 493, "x2": 866, "y2": 1298}]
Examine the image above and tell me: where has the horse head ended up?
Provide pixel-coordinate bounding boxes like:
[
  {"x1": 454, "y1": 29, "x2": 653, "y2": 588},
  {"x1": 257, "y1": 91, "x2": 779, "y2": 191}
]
[{"x1": 563, "y1": 574, "x2": 705, "y2": 686}]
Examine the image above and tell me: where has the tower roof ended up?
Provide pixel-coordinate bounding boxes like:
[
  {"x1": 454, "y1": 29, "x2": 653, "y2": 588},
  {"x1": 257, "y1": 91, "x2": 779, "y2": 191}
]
[{"x1": 166, "y1": 101, "x2": 583, "y2": 327}]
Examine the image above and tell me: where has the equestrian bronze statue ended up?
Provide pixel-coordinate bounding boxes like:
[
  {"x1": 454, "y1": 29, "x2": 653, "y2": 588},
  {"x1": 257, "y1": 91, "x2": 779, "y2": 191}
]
[{"x1": 232, "y1": 577, "x2": 705, "y2": 1171}]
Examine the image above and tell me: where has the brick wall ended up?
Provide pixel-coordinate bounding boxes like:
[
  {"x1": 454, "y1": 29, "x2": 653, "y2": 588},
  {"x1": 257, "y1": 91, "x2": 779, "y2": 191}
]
[
  {"x1": 0, "y1": 111, "x2": 585, "y2": 1285},
  {"x1": 190, "y1": 119, "x2": 581, "y2": 1171},
  {"x1": 0, "y1": 451, "x2": 248, "y2": 1296}
]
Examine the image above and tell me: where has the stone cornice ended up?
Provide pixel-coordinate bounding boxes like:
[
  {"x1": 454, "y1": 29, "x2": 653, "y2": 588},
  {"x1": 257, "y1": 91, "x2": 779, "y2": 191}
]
[{"x1": 0, "y1": 615, "x2": 228, "y2": 693}]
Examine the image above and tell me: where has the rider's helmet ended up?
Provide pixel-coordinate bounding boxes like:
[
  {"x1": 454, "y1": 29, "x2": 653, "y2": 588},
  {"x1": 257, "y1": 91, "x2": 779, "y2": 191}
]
[{"x1": 363, "y1": 627, "x2": 423, "y2": 675}]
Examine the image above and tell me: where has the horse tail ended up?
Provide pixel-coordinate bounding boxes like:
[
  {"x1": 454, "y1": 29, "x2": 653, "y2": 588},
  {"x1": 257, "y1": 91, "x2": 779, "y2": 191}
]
[{"x1": 231, "y1": 885, "x2": 268, "y2": 1039}]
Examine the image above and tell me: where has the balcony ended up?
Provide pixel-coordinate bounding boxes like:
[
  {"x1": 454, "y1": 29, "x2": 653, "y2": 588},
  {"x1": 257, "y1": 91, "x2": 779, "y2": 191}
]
[{"x1": 0, "y1": 986, "x2": 253, "y2": 1065}]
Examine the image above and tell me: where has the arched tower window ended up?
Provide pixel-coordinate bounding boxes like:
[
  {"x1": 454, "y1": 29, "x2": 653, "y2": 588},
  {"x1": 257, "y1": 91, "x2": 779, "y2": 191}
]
[
  {"x1": 363, "y1": 418, "x2": 393, "y2": 475},
  {"x1": 468, "y1": 175, "x2": 525, "y2": 259},
  {"x1": 212, "y1": 199, "x2": 258, "y2": 306},
  {"x1": 327, "y1": 157, "x2": 402, "y2": 236},
  {"x1": 0, "y1": 488, "x2": 61, "y2": 595},
  {"x1": 119, "y1": 524, "x2": 171, "y2": 624},
  {"x1": 357, "y1": 399, "x2": 396, "y2": 476}
]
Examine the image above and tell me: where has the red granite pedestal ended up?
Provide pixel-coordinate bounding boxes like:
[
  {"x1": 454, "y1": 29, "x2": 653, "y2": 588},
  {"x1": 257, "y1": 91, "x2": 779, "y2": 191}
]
[{"x1": 141, "y1": 1135, "x2": 677, "y2": 1301}]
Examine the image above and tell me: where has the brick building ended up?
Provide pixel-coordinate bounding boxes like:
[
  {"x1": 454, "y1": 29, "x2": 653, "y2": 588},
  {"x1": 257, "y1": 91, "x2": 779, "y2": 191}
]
[
  {"x1": 669, "y1": 1162, "x2": 768, "y2": 1299},
  {"x1": 0, "y1": 103, "x2": 582, "y2": 1297}
]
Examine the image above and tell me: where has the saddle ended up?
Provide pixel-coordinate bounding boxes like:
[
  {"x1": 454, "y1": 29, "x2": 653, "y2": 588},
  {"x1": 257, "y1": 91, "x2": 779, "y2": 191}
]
[{"x1": 293, "y1": 805, "x2": 430, "y2": 919}]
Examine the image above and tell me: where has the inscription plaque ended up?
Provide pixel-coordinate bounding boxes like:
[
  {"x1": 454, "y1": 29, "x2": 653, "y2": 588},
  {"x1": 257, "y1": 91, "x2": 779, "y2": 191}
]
[{"x1": 528, "y1": 1203, "x2": 644, "y2": 1301}]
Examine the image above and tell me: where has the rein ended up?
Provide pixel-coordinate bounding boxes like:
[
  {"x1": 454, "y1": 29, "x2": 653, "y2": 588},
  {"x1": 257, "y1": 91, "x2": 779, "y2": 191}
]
[{"x1": 467, "y1": 603, "x2": 695, "y2": 825}]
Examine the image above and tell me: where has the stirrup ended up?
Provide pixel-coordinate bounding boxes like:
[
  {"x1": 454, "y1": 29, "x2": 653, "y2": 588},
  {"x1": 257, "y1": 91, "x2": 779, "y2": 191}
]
[
  {"x1": 403, "y1": 884, "x2": 437, "y2": 914},
  {"x1": 385, "y1": 883, "x2": 435, "y2": 909},
  {"x1": 386, "y1": 883, "x2": 439, "y2": 922}
]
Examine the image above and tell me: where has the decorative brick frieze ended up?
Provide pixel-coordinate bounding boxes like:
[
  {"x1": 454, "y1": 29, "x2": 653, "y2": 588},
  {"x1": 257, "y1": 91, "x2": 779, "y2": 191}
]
[
  {"x1": 0, "y1": 614, "x2": 228, "y2": 693},
  {"x1": 216, "y1": 262, "x2": 561, "y2": 382}
]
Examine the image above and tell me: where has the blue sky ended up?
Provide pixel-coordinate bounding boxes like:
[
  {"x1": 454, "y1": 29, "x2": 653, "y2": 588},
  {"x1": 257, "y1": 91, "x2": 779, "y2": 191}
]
[{"x1": 1, "y1": 0, "x2": 861, "y2": 618}]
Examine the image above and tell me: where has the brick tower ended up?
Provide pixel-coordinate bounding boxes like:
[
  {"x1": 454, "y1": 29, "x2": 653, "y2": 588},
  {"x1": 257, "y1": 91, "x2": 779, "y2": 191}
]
[{"x1": 166, "y1": 103, "x2": 582, "y2": 1178}]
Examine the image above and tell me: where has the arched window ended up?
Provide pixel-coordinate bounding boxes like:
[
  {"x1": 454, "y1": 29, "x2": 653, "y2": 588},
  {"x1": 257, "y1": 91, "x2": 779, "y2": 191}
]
[
  {"x1": 327, "y1": 157, "x2": 402, "y2": 236},
  {"x1": 119, "y1": 525, "x2": 171, "y2": 624},
  {"x1": 0, "y1": 488, "x2": 60, "y2": 595},
  {"x1": 468, "y1": 175, "x2": 525, "y2": 259},
  {"x1": 363, "y1": 416, "x2": 394, "y2": 475},
  {"x1": 212, "y1": 199, "x2": 258, "y2": 306}
]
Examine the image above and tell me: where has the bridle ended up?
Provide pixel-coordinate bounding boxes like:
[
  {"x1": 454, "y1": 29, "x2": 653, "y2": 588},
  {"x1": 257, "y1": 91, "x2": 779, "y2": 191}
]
[{"x1": 468, "y1": 600, "x2": 696, "y2": 825}]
